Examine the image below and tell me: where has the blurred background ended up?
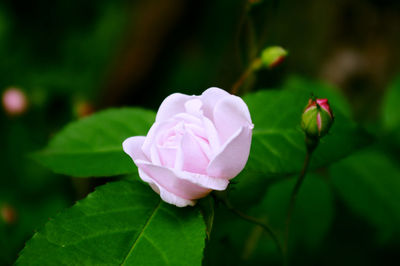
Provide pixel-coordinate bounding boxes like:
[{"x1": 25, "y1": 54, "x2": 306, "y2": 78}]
[{"x1": 1, "y1": 0, "x2": 399, "y2": 265}]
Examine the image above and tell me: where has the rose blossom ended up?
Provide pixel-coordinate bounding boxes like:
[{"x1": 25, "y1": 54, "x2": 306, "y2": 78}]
[{"x1": 123, "y1": 87, "x2": 253, "y2": 207}]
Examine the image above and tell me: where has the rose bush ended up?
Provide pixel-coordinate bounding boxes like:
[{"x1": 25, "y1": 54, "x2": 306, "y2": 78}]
[{"x1": 123, "y1": 87, "x2": 253, "y2": 207}]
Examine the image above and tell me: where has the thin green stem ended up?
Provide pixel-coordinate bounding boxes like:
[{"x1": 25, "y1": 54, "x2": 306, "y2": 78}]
[
  {"x1": 284, "y1": 139, "x2": 317, "y2": 263},
  {"x1": 217, "y1": 193, "x2": 284, "y2": 263},
  {"x1": 230, "y1": 58, "x2": 261, "y2": 95},
  {"x1": 234, "y1": 0, "x2": 252, "y2": 66}
]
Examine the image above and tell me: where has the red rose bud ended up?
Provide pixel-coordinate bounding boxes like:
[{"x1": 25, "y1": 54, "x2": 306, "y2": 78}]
[
  {"x1": 301, "y1": 98, "x2": 334, "y2": 138},
  {"x1": 261, "y1": 46, "x2": 288, "y2": 69}
]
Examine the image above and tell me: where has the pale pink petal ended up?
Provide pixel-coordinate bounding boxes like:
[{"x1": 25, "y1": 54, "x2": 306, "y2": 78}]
[
  {"x1": 157, "y1": 146, "x2": 177, "y2": 168},
  {"x1": 179, "y1": 133, "x2": 209, "y2": 174},
  {"x1": 149, "y1": 145, "x2": 162, "y2": 166},
  {"x1": 200, "y1": 87, "x2": 230, "y2": 119},
  {"x1": 138, "y1": 169, "x2": 195, "y2": 207},
  {"x1": 137, "y1": 160, "x2": 228, "y2": 190},
  {"x1": 207, "y1": 126, "x2": 252, "y2": 179},
  {"x1": 184, "y1": 99, "x2": 203, "y2": 116},
  {"x1": 173, "y1": 112, "x2": 202, "y2": 126},
  {"x1": 122, "y1": 136, "x2": 149, "y2": 162},
  {"x1": 213, "y1": 95, "x2": 253, "y2": 144},
  {"x1": 136, "y1": 162, "x2": 212, "y2": 199},
  {"x1": 202, "y1": 116, "x2": 221, "y2": 155},
  {"x1": 173, "y1": 168, "x2": 229, "y2": 190},
  {"x1": 142, "y1": 120, "x2": 171, "y2": 157},
  {"x1": 155, "y1": 93, "x2": 194, "y2": 122}
]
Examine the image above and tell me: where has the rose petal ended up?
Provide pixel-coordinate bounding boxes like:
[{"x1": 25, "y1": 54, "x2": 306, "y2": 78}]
[
  {"x1": 137, "y1": 160, "x2": 228, "y2": 192},
  {"x1": 202, "y1": 116, "x2": 221, "y2": 155},
  {"x1": 200, "y1": 87, "x2": 230, "y2": 119},
  {"x1": 138, "y1": 169, "x2": 195, "y2": 207},
  {"x1": 122, "y1": 136, "x2": 149, "y2": 162},
  {"x1": 123, "y1": 136, "x2": 226, "y2": 206},
  {"x1": 136, "y1": 162, "x2": 211, "y2": 199},
  {"x1": 213, "y1": 95, "x2": 253, "y2": 144},
  {"x1": 142, "y1": 120, "x2": 171, "y2": 158},
  {"x1": 207, "y1": 125, "x2": 252, "y2": 179},
  {"x1": 184, "y1": 99, "x2": 203, "y2": 116},
  {"x1": 155, "y1": 93, "x2": 193, "y2": 122},
  {"x1": 178, "y1": 132, "x2": 209, "y2": 174},
  {"x1": 173, "y1": 112, "x2": 203, "y2": 126},
  {"x1": 123, "y1": 137, "x2": 196, "y2": 207},
  {"x1": 157, "y1": 146, "x2": 177, "y2": 168}
]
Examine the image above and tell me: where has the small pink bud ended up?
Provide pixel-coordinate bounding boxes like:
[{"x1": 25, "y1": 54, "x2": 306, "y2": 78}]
[
  {"x1": 2, "y1": 88, "x2": 28, "y2": 116},
  {"x1": 301, "y1": 97, "x2": 334, "y2": 138}
]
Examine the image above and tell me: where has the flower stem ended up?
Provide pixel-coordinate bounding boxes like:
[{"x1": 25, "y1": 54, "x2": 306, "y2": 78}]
[
  {"x1": 216, "y1": 192, "x2": 284, "y2": 263},
  {"x1": 284, "y1": 138, "x2": 317, "y2": 261},
  {"x1": 230, "y1": 58, "x2": 262, "y2": 95}
]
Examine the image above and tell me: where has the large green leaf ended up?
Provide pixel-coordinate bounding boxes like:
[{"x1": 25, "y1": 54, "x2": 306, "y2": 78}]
[
  {"x1": 330, "y1": 149, "x2": 400, "y2": 243},
  {"x1": 34, "y1": 108, "x2": 155, "y2": 177},
  {"x1": 16, "y1": 180, "x2": 206, "y2": 265},
  {"x1": 204, "y1": 174, "x2": 333, "y2": 265},
  {"x1": 244, "y1": 88, "x2": 369, "y2": 175},
  {"x1": 235, "y1": 87, "x2": 370, "y2": 205}
]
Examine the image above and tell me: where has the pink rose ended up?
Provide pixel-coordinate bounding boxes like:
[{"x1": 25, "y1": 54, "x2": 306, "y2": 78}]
[{"x1": 123, "y1": 87, "x2": 253, "y2": 207}]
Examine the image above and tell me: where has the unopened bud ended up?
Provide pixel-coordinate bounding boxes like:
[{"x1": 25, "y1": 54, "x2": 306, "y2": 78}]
[
  {"x1": 2, "y1": 87, "x2": 28, "y2": 116},
  {"x1": 261, "y1": 46, "x2": 288, "y2": 69},
  {"x1": 301, "y1": 98, "x2": 334, "y2": 139}
]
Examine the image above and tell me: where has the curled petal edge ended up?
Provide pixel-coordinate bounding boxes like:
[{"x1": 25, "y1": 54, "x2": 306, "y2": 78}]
[
  {"x1": 155, "y1": 93, "x2": 193, "y2": 123},
  {"x1": 136, "y1": 160, "x2": 229, "y2": 191},
  {"x1": 207, "y1": 125, "x2": 252, "y2": 179},
  {"x1": 138, "y1": 169, "x2": 195, "y2": 207}
]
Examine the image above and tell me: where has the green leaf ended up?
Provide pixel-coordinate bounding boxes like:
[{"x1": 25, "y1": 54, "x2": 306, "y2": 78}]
[
  {"x1": 198, "y1": 196, "x2": 215, "y2": 239},
  {"x1": 283, "y1": 76, "x2": 352, "y2": 117},
  {"x1": 330, "y1": 149, "x2": 400, "y2": 243},
  {"x1": 382, "y1": 75, "x2": 400, "y2": 131},
  {"x1": 205, "y1": 175, "x2": 333, "y2": 265},
  {"x1": 244, "y1": 88, "x2": 369, "y2": 176},
  {"x1": 34, "y1": 108, "x2": 156, "y2": 177},
  {"x1": 17, "y1": 180, "x2": 206, "y2": 266},
  {"x1": 381, "y1": 75, "x2": 400, "y2": 146},
  {"x1": 0, "y1": 191, "x2": 69, "y2": 265},
  {"x1": 203, "y1": 204, "x2": 280, "y2": 266},
  {"x1": 235, "y1": 86, "x2": 371, "y2": 205},
  {"x1": 256, "y1": 174, "x2": 334, "y2": 253}
]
